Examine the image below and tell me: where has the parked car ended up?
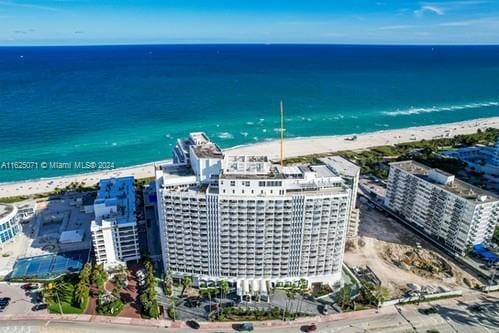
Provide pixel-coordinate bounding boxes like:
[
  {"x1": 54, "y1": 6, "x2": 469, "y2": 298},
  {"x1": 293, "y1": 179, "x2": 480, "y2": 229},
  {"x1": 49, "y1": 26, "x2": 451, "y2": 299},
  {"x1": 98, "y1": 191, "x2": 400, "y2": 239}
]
[
  {"x1": 186, "y1": 320, "x2": 200, "y2": 329},
  {"x1": 21, "y1": 283, "x2": 40, "y2": 290},
  {"x1": 420, "y1": 307, "x2": 438, "y2": 315},
  {"x1": 34, "y1": 292, "x2": 43, "y2": 303},
  {"x1": 302, "y1": 324, "x2": 317, "y2": 332},
  {"x1": 321, "y1": 305, "x2": 328, "y2": 315},
  {"x1": 469, "y1": 304, "x2": 485, "y2": 313},
  {"x1": 0, "y1": 297, "x2": 10, "y2": 311},
  {"x1": 234, "y1": 323, "x2": 254, "y2": 331},
  {"x1": 185, "y1": 297, "x2": 201, "y2": 308},
  {"x1": 32, "y1": 303, "x2": 48, "y2": 311},
  {"x1": 0, "y1": 297, "x2": 11, "y2": 306},
  {"x1": 210, "y1": 303, "x2": 219, "y2": 311}
]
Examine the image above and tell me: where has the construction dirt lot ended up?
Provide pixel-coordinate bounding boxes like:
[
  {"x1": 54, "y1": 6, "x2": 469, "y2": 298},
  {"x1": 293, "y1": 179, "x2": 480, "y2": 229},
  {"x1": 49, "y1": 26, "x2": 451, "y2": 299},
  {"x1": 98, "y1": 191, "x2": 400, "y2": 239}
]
[{"x1": 344, "y1": 199, "x2": 479, "y2": 298}]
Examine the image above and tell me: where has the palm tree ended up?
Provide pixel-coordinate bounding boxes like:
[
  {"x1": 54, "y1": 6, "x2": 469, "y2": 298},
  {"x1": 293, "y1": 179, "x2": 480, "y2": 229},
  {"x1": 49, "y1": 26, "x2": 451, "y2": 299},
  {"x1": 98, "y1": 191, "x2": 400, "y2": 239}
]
[
  {"x1": 44, "y1": 280, "x2": 66, "y2": 314},
  {"x1": 335, "y1": 286, "x2": 352, "y2": 309},
  {"x1": 139, "y1": 292, "x2": 152, "y2": 313},
  {"x1": 144, "y1": 260, "x2": 153, "y2": 273},
  {"x1": 80, "y1": 263, "x2": 91, "y2": 283},
  {"x1": 372, "y1": 284, "x2": 390, "y2": 312},
  {"x1": 74, "y1": 282, "x2": 89, "y2": 307},
  {"x1": 218, "y1": 280, "x2": 229, "y2": 307},
  {"x1": 164, "y1": 270, "x2": 173, "y2": 296},
  {"x1": 169, "y1": 295, "x2": 177, "y2": 320},
  {"x1": 181, "y1": 275, "x2": 192, "y2": 297}
]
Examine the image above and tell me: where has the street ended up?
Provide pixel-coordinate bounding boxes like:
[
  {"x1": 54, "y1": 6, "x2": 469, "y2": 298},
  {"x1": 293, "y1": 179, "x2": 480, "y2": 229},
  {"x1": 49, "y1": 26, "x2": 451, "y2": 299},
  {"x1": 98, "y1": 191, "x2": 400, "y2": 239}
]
[{"x1": 0, "y1": 292, "x2": 497, "y2": 333}]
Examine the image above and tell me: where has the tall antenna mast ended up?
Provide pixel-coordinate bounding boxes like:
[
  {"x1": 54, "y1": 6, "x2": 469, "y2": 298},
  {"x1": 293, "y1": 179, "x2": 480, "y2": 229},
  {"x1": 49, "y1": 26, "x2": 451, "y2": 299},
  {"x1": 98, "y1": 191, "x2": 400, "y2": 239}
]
[{"x1": 280, "y1": 100, "x2": 284, "y2": 166}]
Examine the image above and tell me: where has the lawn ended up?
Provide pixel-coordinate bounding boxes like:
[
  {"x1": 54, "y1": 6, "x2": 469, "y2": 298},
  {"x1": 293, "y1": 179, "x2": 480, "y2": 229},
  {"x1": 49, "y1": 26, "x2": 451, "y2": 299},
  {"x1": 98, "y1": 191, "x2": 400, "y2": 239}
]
[{"x1": 47, "y1": 279, "x2": 88, "y2": 314}]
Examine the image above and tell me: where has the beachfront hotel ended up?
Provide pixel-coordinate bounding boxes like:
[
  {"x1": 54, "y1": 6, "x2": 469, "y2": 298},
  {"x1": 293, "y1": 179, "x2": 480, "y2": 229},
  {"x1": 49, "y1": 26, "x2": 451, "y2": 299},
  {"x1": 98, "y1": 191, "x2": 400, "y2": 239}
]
[
  {"x1": 0, "y1": 203, "x2": 20, "y2": 246},
  {"x1": 90, "y1": 176, "x2": 140, "y2": 269},
  {"x1": 384, "y1": 160, "x2": 499, "y2": 255},
  {"x1": 155, "y1": 132, "x2": 355, "y2": 298}
]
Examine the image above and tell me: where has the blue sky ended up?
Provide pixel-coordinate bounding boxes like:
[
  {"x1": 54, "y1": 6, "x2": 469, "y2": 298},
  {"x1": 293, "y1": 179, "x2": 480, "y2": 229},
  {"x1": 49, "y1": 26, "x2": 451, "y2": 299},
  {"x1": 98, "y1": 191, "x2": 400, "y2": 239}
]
[{"x1": 1, "y1": 0, "x2": 499, "y2": 45}]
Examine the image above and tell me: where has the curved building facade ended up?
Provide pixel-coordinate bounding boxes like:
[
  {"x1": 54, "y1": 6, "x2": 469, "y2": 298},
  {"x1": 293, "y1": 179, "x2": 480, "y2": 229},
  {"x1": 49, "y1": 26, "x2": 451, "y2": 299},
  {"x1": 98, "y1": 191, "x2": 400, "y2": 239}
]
[{"x1": 0, "y1": 203, "x2": 20, "y2": 245}]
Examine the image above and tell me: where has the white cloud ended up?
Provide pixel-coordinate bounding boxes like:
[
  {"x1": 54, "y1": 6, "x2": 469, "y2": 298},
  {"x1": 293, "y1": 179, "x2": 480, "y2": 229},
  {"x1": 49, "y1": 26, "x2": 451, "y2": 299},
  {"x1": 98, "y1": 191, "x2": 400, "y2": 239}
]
[
  {"x1": 414, "y1": 5, "x2": 445, "y2": 17},
  {"x1": 439, "y1": 20, "x2": 475, "y2": 26},
  {"x1": 378, "y1": 25, "x2": 415, "y2": 30},
  {"x1": 0, "y1": 0, "x2": 60, "y2": 12}
]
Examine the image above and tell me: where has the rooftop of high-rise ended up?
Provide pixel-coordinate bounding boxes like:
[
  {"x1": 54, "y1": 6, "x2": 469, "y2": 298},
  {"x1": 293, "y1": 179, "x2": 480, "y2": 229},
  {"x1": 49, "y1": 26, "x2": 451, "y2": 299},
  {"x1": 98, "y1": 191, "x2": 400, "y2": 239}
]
[
  {"x1": 390, "y1": 160, "x2": 498, "y2": 203},
  {"x1": 94, "y1": 176, "x2": 136, "y2": 224}
]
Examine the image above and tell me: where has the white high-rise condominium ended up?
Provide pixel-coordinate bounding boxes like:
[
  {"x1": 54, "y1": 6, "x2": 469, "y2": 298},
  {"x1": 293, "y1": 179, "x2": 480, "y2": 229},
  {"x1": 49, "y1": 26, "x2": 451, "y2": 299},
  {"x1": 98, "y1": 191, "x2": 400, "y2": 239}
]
[
  {"x1": 384, "y1": 160, "x2": 499, "y2": 255},
  {"x1": 156, "y1": 132, "x2": 355, "y2": 297},
  {"x1": 91, "y1": 176, "x2": 140, "y2": 269},
  {"x1": 319, "y1": 156, "x2": 360, "y2": 238}
]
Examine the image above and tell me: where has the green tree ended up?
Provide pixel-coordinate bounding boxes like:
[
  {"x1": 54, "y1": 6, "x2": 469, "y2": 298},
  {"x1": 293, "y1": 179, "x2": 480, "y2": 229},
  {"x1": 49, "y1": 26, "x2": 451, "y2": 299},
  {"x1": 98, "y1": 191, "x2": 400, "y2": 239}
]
[
  {"x1": 372, "y1": 284, "x2": 390, "y2": 311},
  {"x1": 335, "y1": 286, "x2": 352, "y2": 309},
  {"x1": 181, "y1": 275, "x2": 192, "y2": 297},
  {"x1": 74, "y1": 282, "x2": 89, "y2": 307},
  {"x1": 218, "y1": 280, "x2": 229, "y2": 305},
  {"x1": 139, "y1": 292, "x2": 152, "y2": 312}
]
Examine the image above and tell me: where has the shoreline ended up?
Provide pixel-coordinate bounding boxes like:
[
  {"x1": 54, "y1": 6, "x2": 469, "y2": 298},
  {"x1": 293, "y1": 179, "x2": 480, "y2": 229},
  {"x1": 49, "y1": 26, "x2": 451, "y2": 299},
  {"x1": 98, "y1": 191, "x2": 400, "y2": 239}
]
[{"x1": 1, "y1": 116, "x2": 498, "y2": 199}]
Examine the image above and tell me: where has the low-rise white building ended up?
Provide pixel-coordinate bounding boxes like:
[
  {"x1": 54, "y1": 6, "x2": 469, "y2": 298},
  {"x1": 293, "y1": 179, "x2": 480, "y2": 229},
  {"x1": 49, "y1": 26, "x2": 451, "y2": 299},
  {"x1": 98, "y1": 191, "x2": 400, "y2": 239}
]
[
  {"x1": 15, "y1": 200, "x2": 37, "y2": 221},
  {"x1": 91, "y1": 176, "x2": 140, "y2": 268},
  {"x1": 384, "y1": 160, "x2": 499, "y2": 255},
  {"x1": 442, "y1": 139, "x2": 499, "y2": 183},
  {"x1": 156, "y1": 132, "x2": 355, "y2": 297}
]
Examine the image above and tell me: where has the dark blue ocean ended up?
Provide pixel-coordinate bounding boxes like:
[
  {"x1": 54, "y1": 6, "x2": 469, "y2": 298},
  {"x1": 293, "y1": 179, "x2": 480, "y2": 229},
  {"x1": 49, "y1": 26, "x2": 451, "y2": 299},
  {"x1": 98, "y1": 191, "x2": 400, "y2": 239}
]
[{"x1": 1, "y1": 44, "x2": 499, "y2": 182}]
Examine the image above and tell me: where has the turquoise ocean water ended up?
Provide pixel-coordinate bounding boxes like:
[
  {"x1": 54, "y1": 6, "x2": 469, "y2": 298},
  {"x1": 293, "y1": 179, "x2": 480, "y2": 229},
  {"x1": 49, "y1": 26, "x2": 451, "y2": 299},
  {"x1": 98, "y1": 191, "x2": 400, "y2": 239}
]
[{"x1": 1, "y1": 44, "x2": 498, "y2": 183}]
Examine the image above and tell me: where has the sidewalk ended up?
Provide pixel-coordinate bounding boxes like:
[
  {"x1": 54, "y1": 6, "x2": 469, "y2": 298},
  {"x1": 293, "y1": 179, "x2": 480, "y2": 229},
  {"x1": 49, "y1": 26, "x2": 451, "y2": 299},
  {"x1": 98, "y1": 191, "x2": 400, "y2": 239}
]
[
  {"x1": 0, "y1": 291, "x2": 496, "y2": 330},
  {"x1": 0, "y1": 304, "x2": 395, "y2": 330}
]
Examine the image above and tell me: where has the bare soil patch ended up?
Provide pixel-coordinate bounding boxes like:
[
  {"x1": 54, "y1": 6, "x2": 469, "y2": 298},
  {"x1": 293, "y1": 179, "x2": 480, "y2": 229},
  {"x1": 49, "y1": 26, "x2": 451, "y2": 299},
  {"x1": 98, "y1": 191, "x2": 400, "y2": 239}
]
[{"x1": 344, "y1": 201, "x2": 476, "y2": 298}]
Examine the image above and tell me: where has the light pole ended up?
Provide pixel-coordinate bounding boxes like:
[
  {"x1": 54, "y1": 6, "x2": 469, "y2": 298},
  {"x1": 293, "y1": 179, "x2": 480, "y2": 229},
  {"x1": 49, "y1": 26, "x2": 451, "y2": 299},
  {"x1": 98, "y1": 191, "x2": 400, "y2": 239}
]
[{"x1": 55, "y1": 290, "x2": 63, "y2": 314}]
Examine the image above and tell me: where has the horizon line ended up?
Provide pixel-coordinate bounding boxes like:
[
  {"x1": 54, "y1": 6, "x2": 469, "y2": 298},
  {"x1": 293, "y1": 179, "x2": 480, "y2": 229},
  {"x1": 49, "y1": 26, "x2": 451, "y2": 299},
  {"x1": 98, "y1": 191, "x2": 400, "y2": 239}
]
[{"x1": 2, "y1": 42, "x2": 499, "y2": 47}]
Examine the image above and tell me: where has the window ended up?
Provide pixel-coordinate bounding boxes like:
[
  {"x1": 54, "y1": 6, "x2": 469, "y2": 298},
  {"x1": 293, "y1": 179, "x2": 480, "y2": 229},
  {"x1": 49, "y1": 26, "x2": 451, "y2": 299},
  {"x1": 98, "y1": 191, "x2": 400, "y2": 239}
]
[{"x1": 230, "y1": 181, "x2": 236, "y2": 186}]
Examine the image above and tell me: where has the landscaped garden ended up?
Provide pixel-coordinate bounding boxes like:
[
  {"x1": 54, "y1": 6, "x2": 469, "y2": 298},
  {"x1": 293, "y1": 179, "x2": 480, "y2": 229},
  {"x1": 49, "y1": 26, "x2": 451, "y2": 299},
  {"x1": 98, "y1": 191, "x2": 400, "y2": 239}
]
[
  {"x1": 42, "y1": 262, "x2": 130, "y2": 316},
  {"x1": 138, "y1": 260, "x2": 160, "y2": 318},
  {"x1": 43, "y1": 263, "x2": 91, "y2": 314}
]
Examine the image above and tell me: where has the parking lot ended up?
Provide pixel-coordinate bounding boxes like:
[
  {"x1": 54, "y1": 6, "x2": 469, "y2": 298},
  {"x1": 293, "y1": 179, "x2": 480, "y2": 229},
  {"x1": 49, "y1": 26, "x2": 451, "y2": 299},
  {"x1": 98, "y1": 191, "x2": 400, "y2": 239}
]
[{"x1": 0, "y1": 283, "x2": 46, "y2": 315}]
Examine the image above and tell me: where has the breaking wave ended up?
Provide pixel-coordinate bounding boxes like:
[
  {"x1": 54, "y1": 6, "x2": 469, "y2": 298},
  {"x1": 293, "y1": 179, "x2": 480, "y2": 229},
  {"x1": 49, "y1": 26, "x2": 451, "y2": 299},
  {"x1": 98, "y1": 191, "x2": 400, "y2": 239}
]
[
  {"x1": 217, "y1": 132, "x2": 234, "y2": 139},
  {"x1": 384, "y1": 101, "x2": 499, "y2": 116}
]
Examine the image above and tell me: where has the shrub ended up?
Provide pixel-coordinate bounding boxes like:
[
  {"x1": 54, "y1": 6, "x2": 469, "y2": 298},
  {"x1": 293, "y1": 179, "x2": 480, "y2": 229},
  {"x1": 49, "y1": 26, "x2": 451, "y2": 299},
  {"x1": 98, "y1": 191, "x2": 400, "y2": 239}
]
[
  {"x1": 167, "y1": 306, "x2": 176, "y2": 320},
  {"x1": 97, "y1": 299, "x2": 124, "y2": 316}
]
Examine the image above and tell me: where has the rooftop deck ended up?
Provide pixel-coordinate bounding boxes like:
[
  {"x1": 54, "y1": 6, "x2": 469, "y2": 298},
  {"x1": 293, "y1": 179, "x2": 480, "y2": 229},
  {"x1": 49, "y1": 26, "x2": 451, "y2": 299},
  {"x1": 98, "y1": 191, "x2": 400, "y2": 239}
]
[
  {"x1": 95, "y1": 176, "x2": 136, "y2": 224},
  {"x1": 191, "y1": 142, "x2": 224, "y2": 159},
  {"x1": 0, "y1": 203, "x2": 15, "y2": 220}
]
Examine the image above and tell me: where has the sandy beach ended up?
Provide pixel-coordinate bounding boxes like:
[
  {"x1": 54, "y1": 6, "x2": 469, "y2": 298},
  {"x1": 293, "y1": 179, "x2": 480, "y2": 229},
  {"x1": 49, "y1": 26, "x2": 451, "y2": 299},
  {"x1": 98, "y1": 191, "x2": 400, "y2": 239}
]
[{"x1": 1, "y1": 116, "x2": 498, "y2": 199}]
